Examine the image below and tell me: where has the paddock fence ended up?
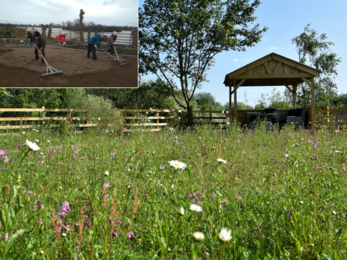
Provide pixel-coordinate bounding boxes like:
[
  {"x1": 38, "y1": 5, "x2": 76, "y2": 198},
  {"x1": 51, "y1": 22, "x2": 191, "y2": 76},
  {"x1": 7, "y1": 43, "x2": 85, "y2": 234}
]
[
  {"x1": 0, "y1": 107, "x2": 230, "y2": 134},
  {"x1": 314, "y1": 106, "x2": 347, "y2": 129},
  {"x1": 2, "y1": 27, "x2": 138, "y2": 48}
]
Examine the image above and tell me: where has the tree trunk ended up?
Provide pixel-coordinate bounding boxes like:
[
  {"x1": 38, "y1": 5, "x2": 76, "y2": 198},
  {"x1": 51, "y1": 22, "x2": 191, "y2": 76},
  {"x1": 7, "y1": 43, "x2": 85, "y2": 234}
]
[
  {"x1": 79, "y1": 9, "x2": 85, "y2": 42},
  {"x1": 41, "y1": 24, "x2": 48, "y2": 37},
  {"x1": 186, "y1": 103, "x2": 193, "y2": 127},
  {"x1": 48, "y1": 24, "x2": 52, "y2": 38}
]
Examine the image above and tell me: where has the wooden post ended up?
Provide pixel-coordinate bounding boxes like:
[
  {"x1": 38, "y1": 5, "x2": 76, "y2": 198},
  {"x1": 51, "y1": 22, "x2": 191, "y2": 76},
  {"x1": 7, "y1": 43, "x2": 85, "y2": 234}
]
[
  {"x1": 156, "y1": 108, "x2": 159, "y2": 130},
  {"x1": 124, "y1": 107, "x2": 127, "y2": 132},
  {"x1": 86, "y1": 107, "x2": 89, "y2": 125},
  {"x1": 293, "y1": 84, "x2": 297, "y2": 109},
  {"x1": 209, "y1": 108, "x2": 212, "y2": 124},
  {"x1": 233, "y1": 80, "x2": 237, "y2": 124},
  {"x1": 42, "y1": 106, "x2": 45, "y2": 125},
  {"x1": 311, "y1": 77, "x2": 315, "y2": 130},
  {"x1": 326, "y1": 105, "x2": 329, "y2": 122},
  {"x1": 229, "y1": 86, "x2": 231, "y2": 111}
]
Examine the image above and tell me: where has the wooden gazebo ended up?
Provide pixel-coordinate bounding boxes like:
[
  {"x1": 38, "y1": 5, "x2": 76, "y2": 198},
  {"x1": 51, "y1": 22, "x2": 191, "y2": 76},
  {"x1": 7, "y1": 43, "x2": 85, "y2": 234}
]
[{"x1": 223, "y1": 53, "x2": 322, "y2": 129}]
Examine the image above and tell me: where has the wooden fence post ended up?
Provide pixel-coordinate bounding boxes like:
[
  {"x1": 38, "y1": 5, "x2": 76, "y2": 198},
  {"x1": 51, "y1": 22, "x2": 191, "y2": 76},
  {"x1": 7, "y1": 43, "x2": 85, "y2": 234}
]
[
  {"x1": 124, "y1": 107, "x2": 127, "y2": 132},
  {"x1": 209, "y1": 108, "x2": 212, "y2": 124},
  {"x1": 156, "y1": 108, "x2": 159, "y2": 130},
  {"x1": 42, "y1": 106, "x2": 45, "y2": 125},
  {"x1": 86, "y1": 107, "x2": 89, "y2": 125},
  {"x1": 326, "y1": 105, "x2": 329, "y2": 122}
]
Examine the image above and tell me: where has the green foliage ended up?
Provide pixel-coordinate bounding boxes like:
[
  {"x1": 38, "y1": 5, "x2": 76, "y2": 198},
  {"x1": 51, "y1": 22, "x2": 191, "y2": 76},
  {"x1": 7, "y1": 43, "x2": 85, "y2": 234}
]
[
  {"x1": 254, "y1": 88, "x2": 291, "y2": 109},
  {"x1": 194, "y1": 92, "x2": 223, "y2": 111},
  {"x1": 291, "y1": 24, "x2": 342, "y2": 108},
  {"x1": 139, "y1": 0, "x2": 268, "y2": 125}
]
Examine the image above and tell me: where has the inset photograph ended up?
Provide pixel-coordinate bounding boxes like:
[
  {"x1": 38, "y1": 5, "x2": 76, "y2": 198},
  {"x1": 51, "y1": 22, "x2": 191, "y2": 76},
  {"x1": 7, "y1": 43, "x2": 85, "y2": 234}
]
[{"x1": 0, "y1": 0, "x2": 138, "y2": 87}]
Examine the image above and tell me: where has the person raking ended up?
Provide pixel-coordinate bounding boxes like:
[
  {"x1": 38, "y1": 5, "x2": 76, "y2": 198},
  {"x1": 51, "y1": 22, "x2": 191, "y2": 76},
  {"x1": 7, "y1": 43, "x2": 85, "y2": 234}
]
[
  {"x1": 33, "y1": 31, "x2": 46, "y2": 65},
  {"x1": 26, "y1": 31, "x2": 35, "y2": 46},
  {"x1": 106, "y1": 31, "x2": 118, "y2": 56},
  {"x1": 87, "y1": 32, "x2": 104, "y2": 60}
]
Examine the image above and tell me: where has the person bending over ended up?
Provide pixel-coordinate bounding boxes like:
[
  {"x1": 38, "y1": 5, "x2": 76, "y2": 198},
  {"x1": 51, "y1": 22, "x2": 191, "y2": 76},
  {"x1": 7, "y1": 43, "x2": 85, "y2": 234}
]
[{"x1": 87, "y1": 32, "x2": 104, "y2": 60}]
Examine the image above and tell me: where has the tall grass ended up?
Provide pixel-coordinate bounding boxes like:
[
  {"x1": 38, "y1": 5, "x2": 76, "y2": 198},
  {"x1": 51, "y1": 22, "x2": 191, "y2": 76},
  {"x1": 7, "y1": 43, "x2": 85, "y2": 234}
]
[{"x1": 0, "y1": 123, "x2": 346, "y2": 259}]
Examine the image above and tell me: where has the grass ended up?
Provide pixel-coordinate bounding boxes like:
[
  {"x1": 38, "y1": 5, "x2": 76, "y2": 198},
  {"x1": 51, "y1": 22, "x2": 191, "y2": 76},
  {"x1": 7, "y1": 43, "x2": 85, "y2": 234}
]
[{"x1": 0, "y1": 122, "x2": 347, "y2": 259}]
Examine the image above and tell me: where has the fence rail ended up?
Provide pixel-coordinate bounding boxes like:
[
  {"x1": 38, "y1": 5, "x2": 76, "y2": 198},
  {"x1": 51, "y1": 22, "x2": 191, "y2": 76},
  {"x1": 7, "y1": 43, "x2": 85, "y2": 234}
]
[
  {"x1": 0, "y1": 107, "x2": 230, "y2": 132},
  {"x1": 2, "y1": 27, "x2": 137, "y2": 47},
  {"x1": 314, "y1": 106, "x2": 347, "y2": 129}
]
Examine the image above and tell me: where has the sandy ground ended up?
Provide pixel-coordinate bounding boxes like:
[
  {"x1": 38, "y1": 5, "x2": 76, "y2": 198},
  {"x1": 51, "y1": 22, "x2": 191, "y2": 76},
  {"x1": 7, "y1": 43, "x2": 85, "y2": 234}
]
[{"x1": 0, "y1": 45, "x2": 138, "y2": 87}]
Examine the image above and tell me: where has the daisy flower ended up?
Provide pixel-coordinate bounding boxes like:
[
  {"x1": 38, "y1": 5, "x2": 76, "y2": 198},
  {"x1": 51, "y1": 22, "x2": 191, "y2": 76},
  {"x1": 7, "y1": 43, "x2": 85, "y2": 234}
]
[
  {"x1": 169, "y1": 160, "x2": 187, "y2": 169},
  {"x1": 178, "y1": 207, "x2": 185, "y2": 216},
  {"x1": 217, "y1": 158, "x2": 227, "y2": 164},
  {"x1": 192, "y1": 231, "x2": 205, "y2": 242},
  {"x1": 26, "y1": 139, "x2": 40, "y2": 151},
  {"x1": 190, "y1": 204, "x2": 202, "y2": 212},
  {"x1": 218, "y1": 228, "x2": 232, "y2": 243}
]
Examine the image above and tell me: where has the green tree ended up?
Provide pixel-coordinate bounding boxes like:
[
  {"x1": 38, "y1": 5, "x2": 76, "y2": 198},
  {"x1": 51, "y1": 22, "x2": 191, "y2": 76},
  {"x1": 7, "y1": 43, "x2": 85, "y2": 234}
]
[
  {"x1": 194, "y1": 92, "x2": 222, "y2": 111},
  {"x1": 139, "y1": 0, "x2": 268, "y2": 126},
  {"x1": 291, "y1": 24, "x2": 342, "y2": 108}
]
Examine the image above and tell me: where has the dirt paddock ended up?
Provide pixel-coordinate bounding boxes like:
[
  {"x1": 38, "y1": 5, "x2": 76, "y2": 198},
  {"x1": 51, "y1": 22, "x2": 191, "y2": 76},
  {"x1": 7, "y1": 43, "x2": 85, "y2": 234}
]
[{"x1": 0, "y1": 45, "x2": 138, "y2": 87}]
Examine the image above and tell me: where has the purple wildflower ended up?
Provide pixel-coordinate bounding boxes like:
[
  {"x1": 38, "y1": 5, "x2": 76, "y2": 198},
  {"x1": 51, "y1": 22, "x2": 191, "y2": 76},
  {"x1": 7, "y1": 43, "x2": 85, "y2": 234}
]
[
  {"x1": 128, "y1": 231, "x2": 134, "y2": 239},
  {"x1": 28, "y1": 190, "x2": 33, "y2": 194},
  {"x1": 103, "y1": 183, "x2": 110, "y2": 189}
]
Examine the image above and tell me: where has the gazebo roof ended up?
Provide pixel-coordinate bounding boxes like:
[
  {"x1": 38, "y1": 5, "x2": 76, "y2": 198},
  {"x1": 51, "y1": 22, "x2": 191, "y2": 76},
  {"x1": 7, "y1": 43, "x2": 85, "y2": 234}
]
[{"x1": 223, "y1": 52, "x2": 322, "y2": 87}]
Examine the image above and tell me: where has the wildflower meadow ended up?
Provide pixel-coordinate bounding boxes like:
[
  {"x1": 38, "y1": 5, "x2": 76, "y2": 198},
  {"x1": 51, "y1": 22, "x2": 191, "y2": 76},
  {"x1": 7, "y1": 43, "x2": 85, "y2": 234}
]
[{"x1": 0, "y1": 124, "x2": 347, "y2": 259}]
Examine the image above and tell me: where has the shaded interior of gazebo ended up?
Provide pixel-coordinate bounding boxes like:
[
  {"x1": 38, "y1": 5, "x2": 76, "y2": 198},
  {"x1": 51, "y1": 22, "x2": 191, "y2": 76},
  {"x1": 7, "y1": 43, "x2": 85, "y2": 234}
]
[{"x1": 223, "y1": 53, "x2": 322, "y2": 129}]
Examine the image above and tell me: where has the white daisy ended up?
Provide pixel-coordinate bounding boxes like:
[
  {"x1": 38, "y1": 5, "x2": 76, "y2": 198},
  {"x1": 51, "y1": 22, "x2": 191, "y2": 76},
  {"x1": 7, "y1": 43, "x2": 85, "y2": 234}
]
[
  {"x1": 190, "y1": 204, "x2": 202, "y2": 212},
  {"x1": 178, "y1": 207, "x2": 185, "y2": 216},
  {"x1": 218, "y1": 228, "x2": 232, "y2": 243},
  {"x1": 26, "y1": 139, "x2": 40, "y2": 151},
  {"x1": 192, "y1": 231, "x2": 205, "y2": 242},
  {"x1": 104, "y1": 171, "x2": 109, "y2": 176},
  {"x1": 217, "y1": 158, "x2": 227, "y2": 164},
  {"x1": 169, "y1": 160, "x2": 187, "y2": 169},
  {"x1": 47, "y1": 140, "x2": 50, "y2": 143}
]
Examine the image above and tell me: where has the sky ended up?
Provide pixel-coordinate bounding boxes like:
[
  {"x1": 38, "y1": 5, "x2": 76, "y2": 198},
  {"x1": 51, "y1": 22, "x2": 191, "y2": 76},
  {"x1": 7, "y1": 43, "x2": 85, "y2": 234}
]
[
  {"x1": 2, "y1": 0, "x2": 138, "y2": 27},
  {"x1": 139, "y1": 0, "x2": 347, "y2": 107}
]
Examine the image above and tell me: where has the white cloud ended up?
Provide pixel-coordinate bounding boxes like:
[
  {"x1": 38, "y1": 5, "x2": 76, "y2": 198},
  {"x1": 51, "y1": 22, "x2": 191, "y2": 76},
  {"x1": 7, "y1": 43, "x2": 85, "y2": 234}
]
[
  {"x1": 266, "y1": 46, "x2": 279, "y2": 51},
  {"x1": 233, "y1": 58, "x2": 238, "y2": 62}
]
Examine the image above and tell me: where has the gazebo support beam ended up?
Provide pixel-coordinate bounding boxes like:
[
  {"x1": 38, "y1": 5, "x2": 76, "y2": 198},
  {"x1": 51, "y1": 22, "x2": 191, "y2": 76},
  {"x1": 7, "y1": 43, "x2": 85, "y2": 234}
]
[
  {"x1": 232, "y1": 79, "x2": 246, "y2": 124},
  {"x1": 233, "y1": 80, "x2": 237, "y2": 124},
  {"x1": 301, "y1": 77, "x2": 315, "y2": 130},
  {"x1": 311, "y1": 77, "x2": 315, "y2": 130},
  {"x1": 285, "y1": 85, "x2": 293, "y2": 93}
]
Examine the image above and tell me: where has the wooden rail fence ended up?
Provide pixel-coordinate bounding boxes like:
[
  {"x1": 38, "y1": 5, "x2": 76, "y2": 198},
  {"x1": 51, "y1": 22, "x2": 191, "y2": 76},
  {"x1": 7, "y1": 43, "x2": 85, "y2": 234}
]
[
  {"x1": 314, "y1": 106, "x2": 347, "y2": 129},
  {"x1": 0, "y1": 107, "x2": 230, "y2": 132}
]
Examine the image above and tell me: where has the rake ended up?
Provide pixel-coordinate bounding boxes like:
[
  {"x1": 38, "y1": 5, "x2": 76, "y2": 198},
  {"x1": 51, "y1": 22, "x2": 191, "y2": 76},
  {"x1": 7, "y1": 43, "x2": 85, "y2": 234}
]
[
  {"x1": 100, "y1": 46, "x2": 128, "y2": 66},
  {"x1": 34, "y1": 44, "x2": 63, "y2": 76},
  {"x1": 112, "y1": 46, "x2": 128, "y2": 66}
]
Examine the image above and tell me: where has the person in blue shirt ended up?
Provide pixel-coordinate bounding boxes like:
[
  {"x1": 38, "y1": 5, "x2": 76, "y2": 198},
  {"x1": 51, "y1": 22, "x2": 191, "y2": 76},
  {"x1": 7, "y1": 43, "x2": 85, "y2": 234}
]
[{"x1": 87, "y1": 32, "x2": 104, "y2": 60}]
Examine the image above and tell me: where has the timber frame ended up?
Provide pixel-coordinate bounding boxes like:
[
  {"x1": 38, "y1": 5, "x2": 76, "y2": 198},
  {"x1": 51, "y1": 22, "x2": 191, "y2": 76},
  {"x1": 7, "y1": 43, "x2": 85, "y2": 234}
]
[{"x1": 223, "y1": 53, "x2": 322, "y2": 130}]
